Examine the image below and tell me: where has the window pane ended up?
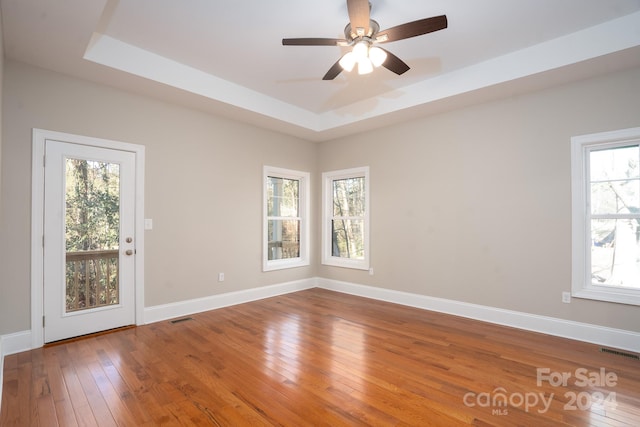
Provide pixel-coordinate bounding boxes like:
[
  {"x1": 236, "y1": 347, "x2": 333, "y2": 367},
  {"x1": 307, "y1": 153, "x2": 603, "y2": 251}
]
[
  {"x1": 332, "y1": 219, "x2": 365, "y2": 259},
  {"x1": 590, "y1": 145, "x2": 639, "y2": 181},
  {"x1": 268, "y1": 177, "x2": 299, "y2": 217},
  {"x1": 64, "y1": 158, "x2": 120, "y2": 313},
  {"x1": 333, "y1": 177, "x2": 365, "y2": 217},
  {"x1": 591, "y1": 218, "x2": 640, "y2": 288},
  {"x1": 267, "y1": 219, "x2": 300, "y2": 260},
  {"x1": 65, "y1": 159, "x2": 120, "y2": 252},
  {"x1": 590, "y1": 180, "x2": 640, "y2": 215}
]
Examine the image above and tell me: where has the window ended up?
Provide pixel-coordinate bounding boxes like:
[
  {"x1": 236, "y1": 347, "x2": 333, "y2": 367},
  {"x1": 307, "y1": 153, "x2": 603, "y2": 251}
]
[
  {"x1": 322, "y1": 167, "x2": 370, "y2": 270},
  {"x1": 263, "y1": 166, "x2": 310, "y2": 271},
  {"x1": 571, "y1": 127, "x2": 640, "y2": 305}
]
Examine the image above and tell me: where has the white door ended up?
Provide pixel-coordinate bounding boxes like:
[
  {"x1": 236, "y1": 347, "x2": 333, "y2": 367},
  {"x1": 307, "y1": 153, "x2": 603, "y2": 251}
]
[{"x1": 43, "y1": 140, "x2": 136, "y2": 343}]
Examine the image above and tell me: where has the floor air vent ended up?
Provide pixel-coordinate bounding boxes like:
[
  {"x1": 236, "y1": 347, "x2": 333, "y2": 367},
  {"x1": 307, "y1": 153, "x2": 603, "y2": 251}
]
[
  {"x1": 600, "y1": 347, "x2": 639, "y2": 360},
  {"x1": 170, "y1": 317, "x2": 194, "y2": 324}
]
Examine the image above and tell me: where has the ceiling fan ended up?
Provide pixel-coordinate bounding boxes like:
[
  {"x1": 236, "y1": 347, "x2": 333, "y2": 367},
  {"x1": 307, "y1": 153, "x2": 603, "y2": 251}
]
[{"x1": 282, "y1": 0, "x2": 447, "y2": 80}]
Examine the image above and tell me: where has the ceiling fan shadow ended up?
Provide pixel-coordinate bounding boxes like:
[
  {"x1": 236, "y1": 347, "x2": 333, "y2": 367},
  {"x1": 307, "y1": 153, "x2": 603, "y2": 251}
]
[
  {"x1": 275, "y1": 76, "x2": 328, "y2": 84},
  {"x1": 402, "y1": 56, "x2": 443, "y2": 78},
  {"x1": 319, "y1": 55, "x2": 442, "y2": 116},
  {"x1": 319, "y1": 74, "x2": 396, "y2": 116}
]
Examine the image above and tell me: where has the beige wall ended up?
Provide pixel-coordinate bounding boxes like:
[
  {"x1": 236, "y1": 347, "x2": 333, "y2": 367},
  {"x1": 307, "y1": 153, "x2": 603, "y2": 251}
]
[
  {"x1": 0, "y1": 61, "x2": 318, "y2": 335},
  {"x1": 0, "y1": 16, "x2": 4, "y2": 331},
  {"x1": 318, "y1": 66, "x2": 640, "y2": 332},
  {"x1": 1, "y1": 59, "x2": 639, "y2": 338},
  {"x1": 0, "y1": 13, "x2": 4, "y2": 212}
]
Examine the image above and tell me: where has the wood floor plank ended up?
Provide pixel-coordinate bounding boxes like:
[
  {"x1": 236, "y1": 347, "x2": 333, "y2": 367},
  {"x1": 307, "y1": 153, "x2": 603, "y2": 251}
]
[
  {"x1": 75, "y1": 366, "x2": 117, "y2": 427},
  {"x1": 86, "y1": 358, "x2": 142, "y2": 427},
  {"x1": 44, "y1": 348, "x2": 79, "y2": 427},
  {"x1": 3, "y1": 289, "x2": 640, "y2": 426},
  {"x1": 17, "y1": 357, "x2": 35, "y2": 426}
]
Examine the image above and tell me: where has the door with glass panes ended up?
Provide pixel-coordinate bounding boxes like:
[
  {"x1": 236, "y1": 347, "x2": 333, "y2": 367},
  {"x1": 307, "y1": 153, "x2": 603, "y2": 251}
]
[{"x1": 43, "y1": 140, "x2": 136, "y2": 343}]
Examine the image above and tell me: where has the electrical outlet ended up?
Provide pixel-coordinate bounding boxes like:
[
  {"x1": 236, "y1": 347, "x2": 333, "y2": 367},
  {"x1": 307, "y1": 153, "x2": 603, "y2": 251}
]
[
  {"x1": 218, "y1": 272, "x2": 225, "y2": 282},
  {"x1": 562, "y1": 292, "x2": 571, "y2": 304},
  {"x1": 368, "y1": 268, "x2": 374, "y2": 276}
]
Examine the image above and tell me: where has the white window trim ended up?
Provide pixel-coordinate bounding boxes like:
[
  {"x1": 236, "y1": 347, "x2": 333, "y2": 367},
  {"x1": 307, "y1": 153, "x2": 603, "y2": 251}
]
[
  {"x1": 571, "y1": 126, "x2": 640, "y2": 306},
  {"x1": 263, "y1": 166, "x2": 310, "y2": 271},
  {"x1": 322, "y1": 166, "x2": 370, "y2": 270}
]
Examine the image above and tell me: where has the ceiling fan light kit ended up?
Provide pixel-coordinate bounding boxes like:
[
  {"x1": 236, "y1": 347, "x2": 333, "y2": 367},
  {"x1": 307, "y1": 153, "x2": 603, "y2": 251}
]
[
  {"x1": 338, "y1": 52, "x2": 356, "y2": 72},
  {"x1": 368, "y1": 46, "x2": 387, "y2": 67},
  {"x1": 282, "y1": 0, "x2": 447, "y2": 80},
  {"x1": 339, "y1": 39, "x2": 386, "y2": 75},
  {"x1": 357, "y1": 55, "x2": 374, "y2": 75}
]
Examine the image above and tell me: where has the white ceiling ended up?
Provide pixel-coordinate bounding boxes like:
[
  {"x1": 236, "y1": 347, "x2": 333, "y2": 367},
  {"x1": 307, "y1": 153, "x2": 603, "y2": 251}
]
[{"x1": 2, "y1": 0, "x2": 640, "y2": 141}]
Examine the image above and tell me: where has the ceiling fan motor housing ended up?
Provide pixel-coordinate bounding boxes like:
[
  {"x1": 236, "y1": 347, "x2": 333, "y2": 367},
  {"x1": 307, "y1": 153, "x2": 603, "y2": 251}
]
[{"x1": 344, "y1": 19, "x2": 380, "y2": 44}]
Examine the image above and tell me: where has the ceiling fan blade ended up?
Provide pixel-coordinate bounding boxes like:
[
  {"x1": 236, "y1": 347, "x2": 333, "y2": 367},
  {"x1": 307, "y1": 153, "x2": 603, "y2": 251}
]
[
  {"x1": 380, "y1": 48, "x2": 410, "y2": 75},
  {"x1": 377, "y1": 15, "x2": 447, "y2": 43},
  {"x1": 322, "y1": 59, "x2": 344, "y2": 80},
  {"x1": 347, "y1": 0, "x2": 371, "y2": 36},
  {"x1": 282, "y1": 38, "x2": 347, "y2": 46}
]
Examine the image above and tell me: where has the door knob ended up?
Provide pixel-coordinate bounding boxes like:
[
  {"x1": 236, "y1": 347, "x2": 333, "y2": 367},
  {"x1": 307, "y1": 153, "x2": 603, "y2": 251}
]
[{"x1": 125, "y1": 249, "x2": 134, "y2": 256}]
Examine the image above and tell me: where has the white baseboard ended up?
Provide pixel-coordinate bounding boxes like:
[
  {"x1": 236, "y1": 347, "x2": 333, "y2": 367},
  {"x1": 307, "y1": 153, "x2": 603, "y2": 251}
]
[
  {"x1": 0, "y1": 279, "x2": 316, "y2": 361},
  {"x1": 2, "y1": 276, "x2": 637, "y2": 359},
  {"x1": 0, "y1": 330, "x2": 33, "y2": 414},
  {"x1": 1, "y1": 277, "x2": 638, "y2": 415},
  {"x1": 143, "y1": 278, "x2": 317, "y2": 324},
  {"x1": 0, "y1": 278, "x2": 317, "y2": 411},
  {"x1": 317, "y1": 278, "x2": 640, "y2": 353},
  {"x1": 1, "y1": 277, "x2": 637, "y2": 417},
  {"x1": 0, "y1": 330, "x2": 32, "y2": 357},
  {"x1": 0, "y1": 336, "x2": 3, "y2": 414}
]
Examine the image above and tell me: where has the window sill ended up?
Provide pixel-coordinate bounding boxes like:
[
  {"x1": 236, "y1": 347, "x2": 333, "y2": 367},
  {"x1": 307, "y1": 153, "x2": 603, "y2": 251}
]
[
  {"x1": 263, "y1": 259, "x2": 309, "y2": 272},
  {"x1": 572, "y1": 286, "x2": 640, "y2": 306},
  {"x1": 321, "y1": 257, "x2": 369, "y2": 271}
]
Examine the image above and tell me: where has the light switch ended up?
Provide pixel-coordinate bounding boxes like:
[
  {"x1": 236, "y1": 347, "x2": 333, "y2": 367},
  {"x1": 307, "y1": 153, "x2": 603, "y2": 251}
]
[{"x1": 145, "y1": 218, "x2": 153, "y2": 230}]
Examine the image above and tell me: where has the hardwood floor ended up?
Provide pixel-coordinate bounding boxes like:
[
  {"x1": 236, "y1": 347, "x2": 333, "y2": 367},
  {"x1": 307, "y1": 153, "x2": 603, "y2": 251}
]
[{"x1": 2, "y1": 288, "x2": 639, "y2": 426}]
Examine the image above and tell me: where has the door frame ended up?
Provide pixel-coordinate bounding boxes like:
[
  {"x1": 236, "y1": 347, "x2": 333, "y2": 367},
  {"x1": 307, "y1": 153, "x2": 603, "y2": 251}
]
[{"x1": 31, "y1": 128, "x2": 145, "y2": 348}]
